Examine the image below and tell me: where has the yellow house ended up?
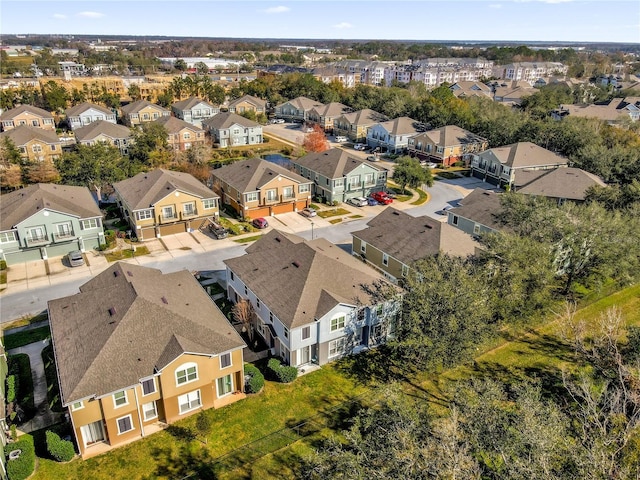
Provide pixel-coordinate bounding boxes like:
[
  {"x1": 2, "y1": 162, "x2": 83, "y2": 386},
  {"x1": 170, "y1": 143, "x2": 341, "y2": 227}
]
[
  {"x1": 333, "y1": 109, "x2": 388, "y2": 143},
  {"x1": 113, "y1": 169, "x2": 220, "y2": 240},
  {"x1": 0, "y1": 104, "x2": 55, "y2": 131},
  {"x1": 0, "y1": 125, "x2": 62, "y2": 163},
  {"x1": 47, "y1": 263, "x2": 247, "y2": 459},
  {"x1": 211, "y1": 158, "x2": 313, "y2": 220},
  {"x1": 153, "y1": 116, "x2": 206, "y2": 151},
  {"x1": 227, "y1": 94, "x2": 266, "y2": 115},
  {"x1": 121, "y1": 100, "x2": 170, "y2": 126},
  {"x1": 407, "y1": 125, "x2": 488, "y2": 167}
]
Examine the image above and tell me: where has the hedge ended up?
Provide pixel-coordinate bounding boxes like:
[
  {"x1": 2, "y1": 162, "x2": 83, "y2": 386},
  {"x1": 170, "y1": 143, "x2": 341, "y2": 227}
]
[
  {"x1": 6, "y1": 434, "x2": 35, "y2": 480},
  {"x1": 7, "y1": 355, "x2": 35, "y2": 420},
  {"x1": 6, "y1": 375, "x2": 17, "y2": 403},
  {"x1": 46, "y1": 430, "x2": 75, "y2": 462},
  {"x1": 266, "y1": 358, "x2": 298, "y2": 384},
  {"x1": 244, "y1": 364, "x2": 264, "y2": 393}
]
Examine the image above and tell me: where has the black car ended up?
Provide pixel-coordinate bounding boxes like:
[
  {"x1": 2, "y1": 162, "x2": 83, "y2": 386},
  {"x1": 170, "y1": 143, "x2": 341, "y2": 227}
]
[{"x1": 208, "y1": 222, "x2": 229, "y2": 239}]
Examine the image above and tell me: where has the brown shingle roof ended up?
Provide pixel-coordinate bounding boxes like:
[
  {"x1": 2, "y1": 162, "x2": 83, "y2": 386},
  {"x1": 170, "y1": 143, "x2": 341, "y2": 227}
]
[
  {"x1": 228, "y1": 94, "x2": 267, "y2": 109},
  {"x1": 375, "y1": 116, "x2": 423, "y2": 136},
  {"x1": 448, "y1": 188, "x2": 505, "y2": 232},
  {"x1": 336, "y1": 108, "x2": 387, "y2": 126},
  {"x1": 224, "y1": 232, "x2": 396, "y2": 329},
  {"x1": 48, "y1": 263, "x2": 245, "y2": 403},
  {"x1": 65, "y1": 102, "x2": 112, "y2": 117},
  {"x1": 74, "y1": 120, "x2": 131, "y2": 142},
  {"x1": 351, "y1": 207, "x2": 478, "y2": 263},
  {"x1": 0, "y1": 183, "x2": 101, "y2": 231},
  {"x1": 202, "y1": 112, "x2": 260, "y2": 130},
  {"x1": 113, "y1": 169, "x2": 217, "y2": 210},
  {"x1": 293, "y1": 148, "x2": 385, "y2": 179},
  {"x1": 310, "y1": 102, "x2": 350, "y2": 118},
  {"x1": 0, "y1": 104, "x2": 53, "y2": 121},
  {"x1": 517, "y1": 167, "x2": 606, "y2": 201},
  {"x1": 211, "y1": 158, "x2": 310, "y2": 193},
  {"x1": 413, "y1": 125, "x2": 487, "y2": 147},
  {"x1": 172, "y1": 96, "x2": 218, "y2": 111},
  {"x1": 121, "y1": 100, "x2": 168, "y2": 115},
  {"x1": 153, "y1": 115, "x2": 204, "y2": 134},
  {"x1": 479, "y1": 142, "x2": 567, "y2": 169},
  {"x1": 277, "y1": 96, "x2": 324, "y2": 112},
  {"x1": 0, "y1": 125, "x2": 60, "y2": 146}
]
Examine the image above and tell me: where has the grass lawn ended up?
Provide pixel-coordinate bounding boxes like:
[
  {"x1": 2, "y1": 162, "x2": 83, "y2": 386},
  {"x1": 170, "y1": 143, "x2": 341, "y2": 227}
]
[
  {"x1": 2, "y1": 312, "x2": 48, "y2": 332},
  {"x1": 316, "y1": 208, "x2": 349, "y2": 219},
  {"x1": 329, "y1": 219, "x2": 343, "y2": 224},
  {"x1": 104, "y1": 246, "x2": 150, "y2": 262},
  {"x1": 233, "y1": 235, "x2": 263, "y2": 244},
  {"x1": 410, "y1": 187, "x2": 429, "y2": 206},
  {"x1": 3, "y1": 326, "x2": 51, "y2": 350},
  {"x1": 0, "y1": 270, "x2": 6, "y2": 285}
]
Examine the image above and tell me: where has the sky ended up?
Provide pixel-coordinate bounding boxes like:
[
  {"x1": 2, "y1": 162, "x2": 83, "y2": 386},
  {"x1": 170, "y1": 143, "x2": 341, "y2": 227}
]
[{"x1": 1, "y1": 0, "x2": 639, "y2": 44}]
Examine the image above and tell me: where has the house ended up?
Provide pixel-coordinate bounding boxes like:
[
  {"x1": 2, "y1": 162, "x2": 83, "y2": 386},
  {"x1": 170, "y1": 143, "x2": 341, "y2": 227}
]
[
  {"x1": 0, "y1": 126, "x2": 62, "y2": 163},
  {"x1": 171, "y1": 97, "x2": 220, "y2": 127},
  {"x1": 332, "y1": 109, "x2": 388, "y2": 143},
  {"x1": 449, "y1": 81, "x2": 492, "y2": 99},
  {"x1": 0, "y1": 183, "x2": 104, "y2": 265},
  {"x1": 113, "y1": 169, "x2": 220, "y2": 240},
  {"x1": 65, "y1": 102, "x2": 117, "y2": 130},
  {"x1": 551, "y1": 98, "x2": 640, "y2": 125},
  {"x1": 227, "y1": 95, "x2": 267, "y2": 115},
  {"x1": 47, "y1": 263, "x2": 246, "y2": 459},
  {"x1": 224, "y1": 230, "x2": 402, "y2": 367},
  {"x1": 447, "y1": 189, "x2": 505, "y2": 236},
  {"x1": 153, "y1": 116, "x2": 206, "y2": 152},
  {"x1": 202, "y1": 112, "x2": 263, "y2": 148},
  {"x1": 470, "y1": 142, "x2": 568, "y2": 189},
  {"x1": 274, "y1": 96, "x2": 324, "y2": 122},
  {"x1": 291, "y1": 148, "x2": 388, "y2": 204},
  {"x1": 351, "y1": 207, "x2": 479, "y2": 284},
  {"x1": 307, "y1": 102, "x2": 351, "y2": 132},
  {"x1": 0, "y1": 105, "x2": 55, "y2": 132},
  {"x1": 366, "y1": 116, "x2": 424, "y2": 154},
  {"x1": 121, "y1": 100, "x2": 170, "y2": 127},
  {"x1": 74, "y1": 121, "x2": 133, "y2": 155},
  {"x1": 517, "y1": 167, "x2": 606, "y2": 204},
  {"x1": 408, "y1": 125, "x2": 488, "y2": 167},
  {"x1": 210, "y1": 158, "x2": 312, "y2": 219},
  {"x1": 491, "y1": 81, "x2": 537, "y2": 106}
]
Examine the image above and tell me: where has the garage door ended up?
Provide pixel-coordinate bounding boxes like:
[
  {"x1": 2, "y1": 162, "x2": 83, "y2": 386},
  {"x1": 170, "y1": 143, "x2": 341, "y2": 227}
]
[
  {"x1": 295, "y1": 200, "x2": 308, "y2": 211},
  {"x1": 139, "y1": 227, "x2": 156, "y2": 241},
  {"x1": 4, "y1": 248, "x2": 43, "y2": 265},
  {"x1": 272, "y1": 203, "x2": 294, "y2": 215},
  {"x1": 158, "y1": 223, "x2": 187, "y2": 237},
  {"x1": 46, "y1": 242, "x2": 80, "y2": 259},
  {"x1": 246, "y1": 207, "x2": 270, "y2": 220}
]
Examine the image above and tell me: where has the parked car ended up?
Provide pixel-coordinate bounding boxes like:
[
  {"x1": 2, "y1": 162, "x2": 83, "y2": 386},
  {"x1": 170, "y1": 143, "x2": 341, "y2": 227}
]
[
  {"x1": 367, "y1": 197, "x2": 379, "y2": 206},
  {"x1": 334, "y1": 135, "x2": 348, "y2": 143},
  {"x1": 422, "y1": 162, "x2": 438, "y2": 169},
  {"x1": 208, "y1": 221, "x2": 229, "y2": 239},
  {"x1": 366, "y1": 155, "x2": 379, "y2": 162},
  {"x1": 252, "y1": 217, "x2": 269, "y2": 229},
  {"x1": 370, "y1": 191, "x2": 393, "y2": 205},
  {"x1": 272, "y1": 118, "x2": 285, "y2": 124},
  {"x1": 303, "y1": 126, "x2": 314, "y2": 133},
  {"x1": 437, "y1": 205, "x2": 454, "y2": 215},
  {"x1": 353, "y1": 143, "x2": 367, "y2": 151},
  {"x1": 347, "y1": 196, "x2": 368, "y2": 207},
  {"x1": 299, "y1": 207, "x2": 317, "y2": 218},
  {"x1": 68, "y1": 250, "x2": 85, "y2": 267}
]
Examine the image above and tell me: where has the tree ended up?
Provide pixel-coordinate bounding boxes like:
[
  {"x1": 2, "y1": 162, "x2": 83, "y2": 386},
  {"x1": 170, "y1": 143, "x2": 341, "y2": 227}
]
[
  {"x1": 391, "y1": 156, "x2": 432, "y2": 194},
  {"x1": 302, "y1": 124, "x2": 329, "y2": 152},
  {"x1": 0, "y1": 137, "x2": 23, "y2": 166},
  {"x1": 128, "y1": 123, "x2": 170, "y2": 169},
  {"x1": 193, "y1": 410, "x2": 212, "y2": 444},
  {"x1": 0, "y1": 164, "x2": 23, "y2": 190},
  {"x1": 232, "y1": 298, "x2": 255, "y2": 344},
  {"x1": 194, "y1": 62, "x2": 209, "y2": 75},
  {"x1": 174, "y1": 58, "x2": 187, "y2": 72},
  {"x1": 41, "y1": 80, "x2": 69, "y2": 113},
  {"x1": 56, "y1": 143, "x2": 125, "y2": 200},
  {"x1": 128, "y1": 84, "x2": 142, "y2": 101},
  {"x1": 26, "y1": 159, "x2": 60, "y2": 184}
]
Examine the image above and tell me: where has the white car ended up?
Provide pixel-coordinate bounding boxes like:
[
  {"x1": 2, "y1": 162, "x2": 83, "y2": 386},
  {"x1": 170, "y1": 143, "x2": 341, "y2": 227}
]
[
  {"x1": 353, "y1": 143, "x2": 367, "y2": 151},
  {"x1": 347, "y1": 196, "x2": 368, "y2": 207},
  {"x1": 334, "y1": 136, "x2": 347, "y2": 143},
  {"x1": 269, "y1": 118, "x2": 285, "y2": 124}
]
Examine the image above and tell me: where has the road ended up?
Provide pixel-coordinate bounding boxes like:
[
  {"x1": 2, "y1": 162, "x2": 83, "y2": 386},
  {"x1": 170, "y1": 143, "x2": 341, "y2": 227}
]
[{"x1": 0, "y1": 173, "x2": 465, "y2": 324}]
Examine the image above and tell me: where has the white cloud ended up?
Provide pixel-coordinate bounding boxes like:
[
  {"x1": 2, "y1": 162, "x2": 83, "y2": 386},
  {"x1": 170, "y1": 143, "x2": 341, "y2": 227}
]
[
  {"x1": 264, "y1": 6, "x2": 290, "y2": 14},
  {"x1": 333, "y1": 22, "x2": 353, "y2": 29},
  {"x1": 76, "y1": 11, "x2": 105, "y2": 19},
  {"x1": 489, "y1": 4, "x2": 502, "y2": 8},
  {"x1": 53, "y1": 13, "x2": 67, "y2": 19}
]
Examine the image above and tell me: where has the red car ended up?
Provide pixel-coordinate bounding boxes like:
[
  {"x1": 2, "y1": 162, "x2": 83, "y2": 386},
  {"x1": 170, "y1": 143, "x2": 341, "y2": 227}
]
[
  {"x1": 252, "y1": 217, "x2": 269, "y2": 229},
  {"x1": 370, "y1": 191, "x2": 393, "y2": 205}
]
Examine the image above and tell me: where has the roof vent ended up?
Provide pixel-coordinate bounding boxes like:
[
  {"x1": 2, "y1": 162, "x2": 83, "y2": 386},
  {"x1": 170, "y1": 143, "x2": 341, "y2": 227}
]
[
  {"x1": 292, "y1": 261, "x2": 300, "y2": 268},
  {"x1": 161, "y1": 296, "x2": 168, "y2": 304},
  {"x1": 482, "y1": 192, "x2": 490, "y2": 196},
  {"x1": 127, "y1": 271, "x2": 133, "y2": 277},
  {"x1": 392, "y1": 211, "x2": 400, "y2": 215},
  {"x1": 113, "y1": 271, "x2": 120, "y2": 277},
  {"x1": 275, "y1": 237, "x2": 281, "y2": 242},
  {"x1": 108, "y1": 307, "x2": 116, "y2": 316},
  {"x1": 424, "y1": 224, "x2": 432, "y2": 229}
]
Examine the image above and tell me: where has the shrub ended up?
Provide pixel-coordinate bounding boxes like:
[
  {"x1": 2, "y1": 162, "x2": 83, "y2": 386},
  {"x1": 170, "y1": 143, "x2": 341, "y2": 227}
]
[
  {"x1": 6, "y1": 375, "x2": 17, "y2": 403},
  {"x1": 0, "y1": 259, "x2": 7, "y2": 270},
  {"x1": 266, "y1": 358, "x2": 298, "y2": 384},
  {"x1": 45, "y1": 430, "x2": 75, "y2": 462},
  {"x1": 7, "y1": 434, "x2": 35, "y2": 480},
  {"x1": 244, "y1": 363, "x2": 264, "y2": 393}
]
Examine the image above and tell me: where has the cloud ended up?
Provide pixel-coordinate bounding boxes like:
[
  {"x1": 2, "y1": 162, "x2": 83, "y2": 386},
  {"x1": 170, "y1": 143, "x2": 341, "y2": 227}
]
[
  {"x1": 76, "y1": 11, "x2": 105, "y2": 19},
  {"x1": 489, "y1": 3, "x2": 502, "y2": 8},
  {"x1": 53, "y1": 13, "x2": 67, "y2": 19},
  {"x1": 333, "y1": 22, "x2": 353, "y2": 29},
  {"x1": 263, "y1": 6, "x2": 290, "y2": 14}
]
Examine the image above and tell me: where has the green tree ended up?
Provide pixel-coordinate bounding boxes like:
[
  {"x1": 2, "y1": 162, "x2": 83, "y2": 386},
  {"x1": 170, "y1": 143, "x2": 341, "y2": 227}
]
[
  {"x1": 194, "y1": 62, "x2": 209, "y2": 75},
  {"x1": 392, "y1": 156, "x2": 433, "y2": 194},
  {"x1": 41, "y1": 80, "x2": 69, "y2": 113},
  {"x1": 128, "y1": 84, "x2": 142, "y2": 101},
  {"x1": 128, "y1": 123, "x2": 170, "y2": 170},
  {"x1": 174, "y1": 58, "x2": 187, "y2": 72}
]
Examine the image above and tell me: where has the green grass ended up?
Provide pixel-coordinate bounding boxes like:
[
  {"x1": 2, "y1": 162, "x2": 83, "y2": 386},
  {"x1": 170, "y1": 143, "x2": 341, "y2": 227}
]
[
  {"x1": 218, "y1": 218, "x2": 258, "y2": 236},
  {"x1": 233, "y1": 234, "x2": 263, "y2": 244},
  {"x1": 2, "y1": 312, "x2": 48, "y2": 332},
  {"x1": 329, "y1": 219, "x2": 343, "y2": 224},
  {"x1": 317, "y1": 208, "x2": 349, "y2": 219},
  {"x1": 410, "y1": 187, "x2": 429, "y2": 206},
  {"x1": 349, "y1": 215, "x2": 364, "y2": 219},
  {"x1": 436, "y1": 171, "x2": 461, "y2": 180},
  {"x1": 4, "y1": 326, "x2": 51, "y2": 350},
  {"x1": 8, "y1": 354, "x2": 36, "y2": 421},
  {"x1": 0, "y1": 271, "x2": 6, "y2": 285},
  {"x1": 104, "y1": 246, "x2": 150, "y2": 262},
  {"x1": 41, "y1": 344, "x2": 63, "y2": 412}
]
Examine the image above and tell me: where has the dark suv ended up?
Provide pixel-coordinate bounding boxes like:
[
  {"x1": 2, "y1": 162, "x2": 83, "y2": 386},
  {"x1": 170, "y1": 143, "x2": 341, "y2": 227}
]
[{"x1": 208, "y1": 222, "x2": 229, "y2": 239}]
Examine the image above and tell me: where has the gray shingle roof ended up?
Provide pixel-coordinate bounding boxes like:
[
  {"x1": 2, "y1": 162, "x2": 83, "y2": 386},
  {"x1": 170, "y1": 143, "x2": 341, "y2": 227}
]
[
  {"x1": 74, "y1": 120, "x2": 131, "y2": 142},
  {"x1": 293, "y1": 148, "x2": 384, "y2": 180},
  {"x1": 479, "y1": 142, "x2": 567, "y2": 169},
  {"x1": 224, "y1": 231, "x2": 396, "y2": 329},
  {"x1": 0, "y1": 125, "x2": 60, "y2": 146},
  {"x1": 310, "y1": 102, "x2": 350, "y2": 118},
  {"x1": 211, "y1": 158, "x2": 310, "y2": 193},
  {"x1": 0, "y1": 183, "x2": 102, "y2": 231},
  {"x1": 202, "y1": 112, "x2": 260, "y2": 130},
  {"x1": 517, "y1": 167, "x2": 606, "y2": 201},
  {"x1": 336, "y1": 108, "x2": 387, "y2": 126},
  {"x1": 65, "y1": 102, "x2": 112, "y2": 117},
  {"x1": 412, "y1": 125, "x2": 487, "y2": 148},
  {"x1": 277, "y1": 96, "x2": 324, "y2": 112},
  {"x1": 351, "y1": 207, "x2": 478, "y2": 263},
  {"x1": 448, "y1": 188, "x2": 505, "y2": 232},
  {"x1": 0, "y1": 104, "x2": 53, "y2": 121},
  {"x1": 113, "y1": 169, "x2": 218, "y2": 210},
  {"x1": 121, "y1": 100, "x2": 169, "y2": 115},
  {"x1": 228, "y1": 94, "x2": 266, "y2": 109},
  {"x1": 48, "y1": 263, "x2": 245, "y2": 403},
  {"x1": 172, "y1": 96, "x2": 218, "y2": 111},
  {"x1": 153, "y1": 116, "x2": 204, "y2": 134},
  {"x1": 375, "y1": 116, "x2": 423, "y2": 136}
]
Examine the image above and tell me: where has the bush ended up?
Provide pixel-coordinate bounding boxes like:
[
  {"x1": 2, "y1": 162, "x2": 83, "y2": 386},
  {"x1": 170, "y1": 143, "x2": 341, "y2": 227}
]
[
  {"x1": 0, "y1": 259, "x2": 7, "y2": 270},
  {"x1": 8, "y1": 355, "x2": 35, "y2": 420},
  {"x1": 266, "y1": 358, "x2": 298, "y2": 384},
  {"x1": 6, "y1": 375, "x2": 17, "y2": 403},
  {"x1": 244, "y1": 363, "x2": 264, "y2": 393},
  {"x1": 45, "y1": 430, "x2": 75, "y2": 462},
  {"x1": 7, "y1": 434, "x2": 35, "y2": 480}
]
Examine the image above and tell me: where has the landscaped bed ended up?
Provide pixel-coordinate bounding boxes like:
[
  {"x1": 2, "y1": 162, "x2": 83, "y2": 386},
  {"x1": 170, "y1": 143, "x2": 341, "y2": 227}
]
[
  {"x1": 104, "y1": 246, "x2": 150, "y2": 262},
  {"x1": 4, "y1": 326, "x2": 51, "y2": 350},
  {"x1": 316, "y1": 208, "x2": 350, "y2": 219}
]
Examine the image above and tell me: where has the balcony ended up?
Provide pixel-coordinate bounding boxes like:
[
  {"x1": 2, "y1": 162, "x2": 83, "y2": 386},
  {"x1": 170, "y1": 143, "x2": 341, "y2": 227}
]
[
  {"x1": 160, "y1": 214, "x2": 178, "y2": 222},
  {"x1": 25, "y1": 235, "x2": 49, "y2": 247},
  {"x1": 181, "y1": 209, "x2": 198, "y2": 219},
  {"x1": 53, "y1": 230, "x2": 76, "y2": 242}
]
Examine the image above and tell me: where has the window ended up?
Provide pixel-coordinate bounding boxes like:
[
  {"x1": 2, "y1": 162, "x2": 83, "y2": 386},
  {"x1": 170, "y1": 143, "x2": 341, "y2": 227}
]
[
  {"x1": 176, "y1": 363, "x2": 198, "y2": 385},
  {"x1": 349, "y1": 175, "x2": 361, "y2": 189},
  {"x1": 452, "y1": 215, "x2": 458, "y2": 226},
  {"x1": 299, "y1": 184, "x2": 310, "y2": 193},
  {"x1": 365, "y1": 173, "x2": 374, "y2": 185},
  {"x1": 178, "y1": 390, "x2": 201, "y2": 414},
  {"x1": 361, "y1": 241, "x2": 366, "y2": 254},
  {"x1": 266, "y1": 189, "x2": 277, "y2": 201},
  {"x1": 113, "y1": 391, "x2": 128, "y2": 408},
  {"x1": 473, "y1": 224, "x2": 481, "y2": 235},
  {"x1": 81, "y1": 218, "x2": 99, "y2": 229},
  {"x1": 220, "y1": 353, "x2": 231, "y2": 369},
  {"x1": 330, "y1": 316, "x2": 345, "y2": 332},
  {"x1": 31, "y1": 119, "x2": 39, "y2": 126},
  {"x1": 32, "y1": 144, "x2": 43, "y2": 153},
  {"x1": 55, "y1": 223, "x2": 71, "y2": 237},
  {"x1": 183, "y1": 132, "x2": 191, "y2": 139},
  {"x1": 0, "y1": 231, "x2": 17, "y2": 243},
  {"x1": 142, "y1": 113, "x2": 150, "y2": 120},
  {"x1": 71, "y1": 401, "x2": 84, "y2": 411},
  {"x1": 141, "y1": 378, "x2": 156, "y2": 396},
  {"x1": 142, "y1": 401, "x2": 157, "y2": 421},
  {"x1": 329, "y1": 338, "x2": 346, "y2": 357},
  {"x1": 244, "y1": 285, "x2": 248, "y2": 295},
  {"x1": 51, "y1": 145, "x2": 57, "y2": 151},
  {"x1": 269, "y1": 312, "x2": 273, "y2": 322},
  {"x1": 245, "y1": 192, "x2": 258, "y2": 202},
  {"x1": 216, "y1": 374, "x2": 233, "y2": 397},
  {"x1": 302, "y1": 326, "x2": 310, "y2": 340},
  {"x1": 382, "y1": 253, "x2": 389, "y2": 266},
  {"x1": 233, "y1": 128, "x2": 240, "y2": 135},
  {"x1": 183, "y1": 202, "x2": 196, "y2": 216},
  {"x1": 136, "y1": 210, "x2": 153, "y2": 221},
  {"x1": 402, "y1": 264, "x2": 409, "y2": 277},
  {"x1": 117, "y1": 415, "x2": 134, "y2": 434},
  {"x1": 230, "y1": 270, "x2": 235, "y2": 281},
  {"x1": 203, "y1": 198, "x2": 216, "y2": 209},
  {"x1": 162, "y1": 206, "x2": 175, "y2": 219},
  {"x1": 334, "y1": 178, "x2": 344, "y2": 188},
  {"x1": 283, "y1": 327, "x2": 289, "y2": 339},
  {"x1": 282, "y1": 186, "x2": 294, "y2": 199}
]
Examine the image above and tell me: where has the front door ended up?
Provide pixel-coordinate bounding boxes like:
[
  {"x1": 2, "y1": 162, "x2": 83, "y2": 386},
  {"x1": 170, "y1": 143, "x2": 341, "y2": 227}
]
[
  {"x1": 81, "y1": 421, "x2": 105, "y2": 447},
  {"x1": 300, "y1": 346, "x2": 311, "y2": 365}
]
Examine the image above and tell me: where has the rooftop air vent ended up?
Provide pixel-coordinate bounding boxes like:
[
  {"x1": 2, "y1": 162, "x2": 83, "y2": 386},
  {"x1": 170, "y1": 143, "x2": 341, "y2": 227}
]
[
  {"x1": 161, "y1": 296, "x2": 168, "y2": 304},
  {"x1": 113, "y1": 271, "x2": 120, "y2": 277},
  {"x1": 292, "y1": 261, "x2": 300, "y2": 268},
  {"x1": 108, "y1": 307, "x2": 116, "y2": 316},
  {"x1": 127, "y1": 271, "x2": 133, "y2": 277}
]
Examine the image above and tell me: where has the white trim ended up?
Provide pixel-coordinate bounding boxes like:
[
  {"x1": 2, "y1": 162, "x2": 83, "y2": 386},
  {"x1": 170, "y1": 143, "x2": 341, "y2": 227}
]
[
  {"x1": 71, "y1": 401, "x2": 84, "y2": 411},
  {"x1": 142, "y1": 401, "x2": 158, "y2": 421},
  {"x1": 175, "y1": 362, "x2": 199, "y2": 386},
  {"x1": 141, "y1": 377, "x2": 156, "y2": 396},
  {"x1": 216, "y1": 374, "x2": 234, "y2": 398},
  {"x1": 330, "y1": 314, "x2": 346, "y2": 332},
  {"x1": 178, "y1": 389, "x2": 202, "y2": 414},
  {"x1": 116, "y1": 414, "x2": 134, "y2": 434},
  {"x1": 113, "y1": 390, "x2": 129, "y2": 409}
]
